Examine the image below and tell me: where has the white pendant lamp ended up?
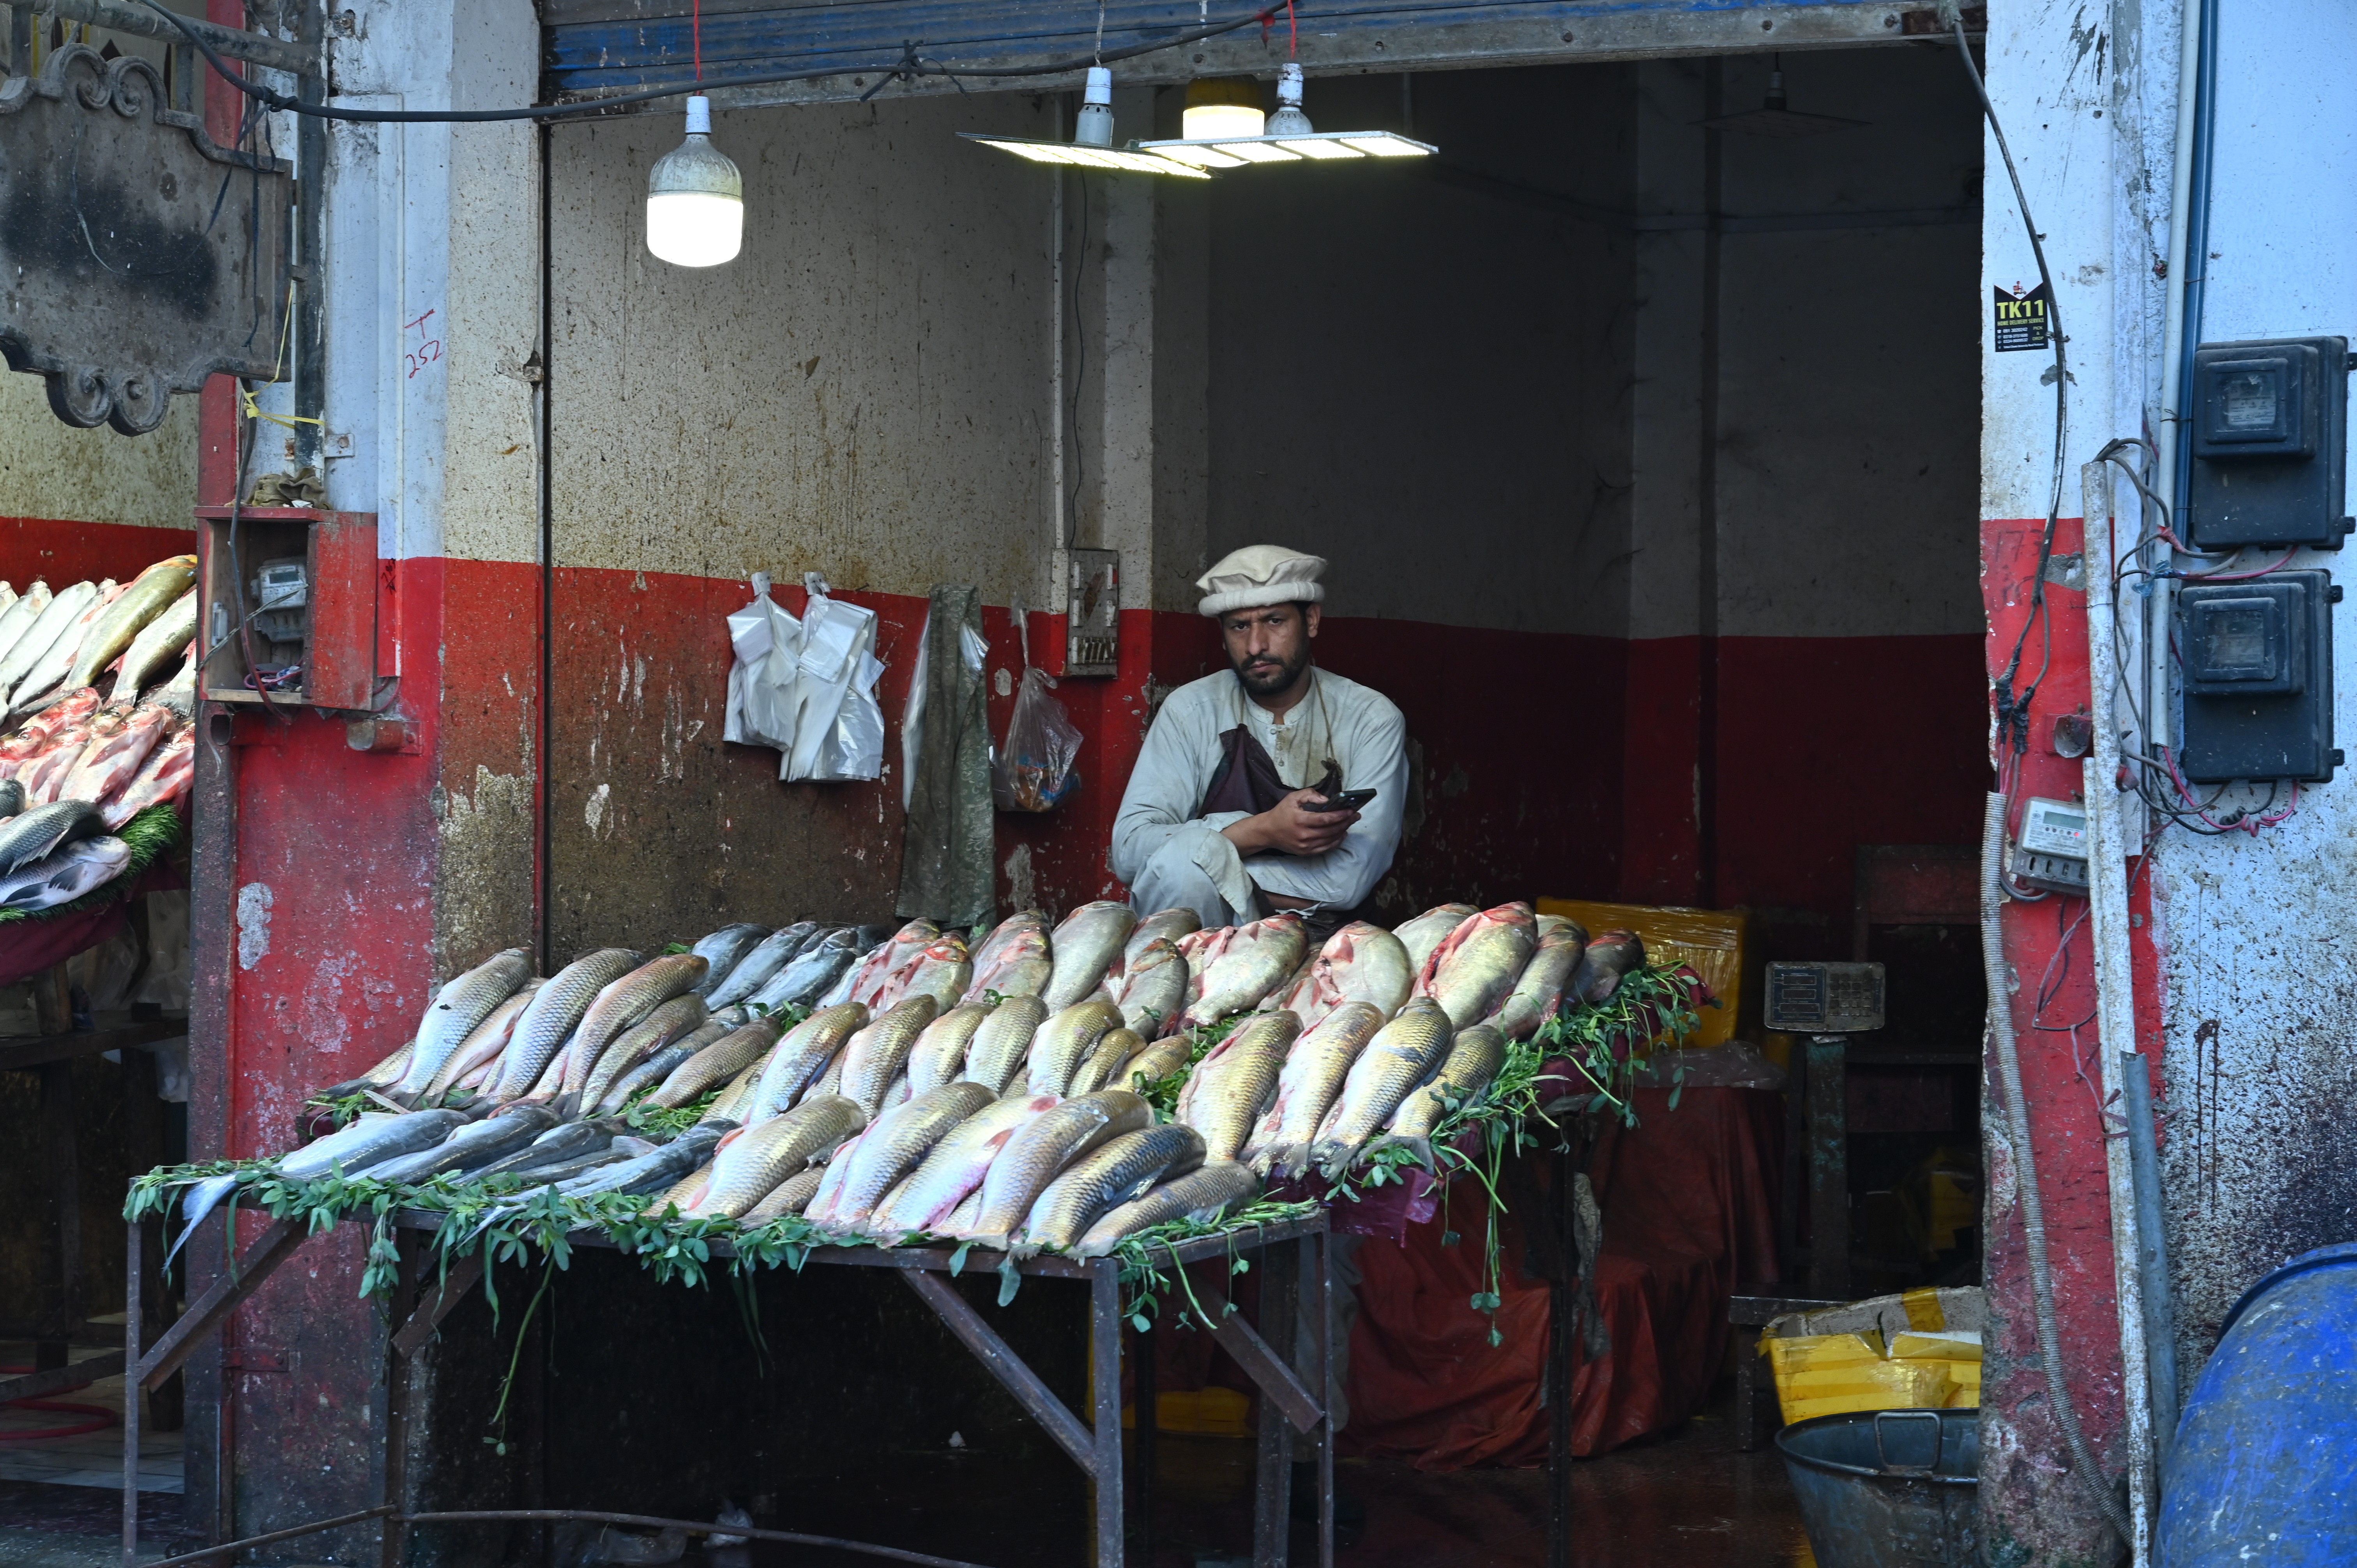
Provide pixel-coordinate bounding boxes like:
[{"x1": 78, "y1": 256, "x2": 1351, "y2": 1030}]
[
  {"x1": 1183, "y1": 76, "x2": 1264, "y2": 140},
  {"x1": 1140, "y1": 62, "x2": 1436, "y2": 168},
  {"x1": 647, "y1": 95, "x2": 744, "y2": 267},
  {"x1": 962, "y1": 65, "x2": 1210, "y2": 177}
]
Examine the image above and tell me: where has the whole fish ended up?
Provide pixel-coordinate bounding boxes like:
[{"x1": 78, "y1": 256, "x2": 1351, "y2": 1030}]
[
  {"x1": 958, "y1": 994, "x2": 1047, "y2": 1095},
  {"x1": 145, "y1": 650, "x2": 197, "y2": 720},
  {"x1": 315, "y1": 1038, "x2": 413, "y2": 1100},
  {"x1": 491, "y1": 948, "x2": 641, "y2": 1100},
  {"x1": 1042, "y1": 901, "x2": 1136, "y2": 1008},
  {"x1": 0, "y1": 799, "x2": 103, "y2": 876},
  {"x1": 814, "y1": 1082, "x2": 995, "y2": 1229},
  {"x1": 66, "y1": 556, "x2": 196, "y2": 692},
  {"x1": 839, "y1": 995, "x2": 939, "y2": 1118},
  {"x1": 1067, "y1": 1027, "x2": 1141, "y2": 1097},
  {"x1": 1535, "y1": 913, "x2": 1583, "y2": 943},
  {"x1": 1573, "y1": 929, "x2": 1647, "y2": 1003},
  {"x1": 6, "y1": 683, "x2": 94, "y2": 755},
  {"x1": 1181, "y1": 913, "x2": 1307, "y2": 1028},
  {"x1": 560, "y1": 954, "x2": 709, "y2": 1097},
  {"x1": 1115, "y1": 1035, "x2": 1191, "y2": 1093},
  {"x1": 394, "y1": 948, "x2": 534, "y2": 1098},
  {"x1": 1122, "y1": 907, "x2": 1202, "y2": 973},
  {"x1": 836, "y1": 920, "x2": 939, "y2": 1010},
  {"x1": 689, "y1": 1095, "x2": 866, "y2": 1217},
  {"x1": 423, "y1": 978, "x2": 545, "y2": 1103},
  {"x1": 1394, "y1": 904, "x2": 1477, "y2": 975},
  {"x1": 471, "y1": 1120, "x2": 612, "y2": 1181},
  {"x1": 364, "y1": 1105, "x2": 559, "y2": 1185},
  {"x1": 1309, "y1": 997, "x2": 1455, "y2": 1178},
  {"x1": 0, "y1": 580, "x2": 51, "y2": 671},
  {"x1": 1108, "y1": 938, "x2": 1187, "y2": 1039},
  {"x1": 579, "y1": 992, "x2": 710, "y2": 1111},
  {"x1": 750, "y1": 926, "x2": 865, "y2": 1011},
  {"x1": 964, "y1": 909, "x2": 1048, "y2": 1001},
  {"x1": 508, "y1": 1149, "x2": 627, "y2": 1188},
  {"x1": 797, "y1": 1053, "x2": 846, "y2": 1107},
  {"x1": 1417, "y1": 902, "x2": 1537, "y2": 1029},
  {"x1": 746, "y1": 1003, "x2": 867, "y2": 1120},
  {"x1": 869, "y1": 1092, "x2": 1060, "y2": 1235},
  {"x1": 0, "y1": 581, "x2": 97, "y2": 701},
  {"x1": 1027, "y1": 998, "x2": 1124, "y2": 1098},
  {"x1": 739, "y1": 1165, "x2": 827, "y2": 1223},
  {"x1": 969, "y1": 909, "x2": 1045, "y2": 970},
  {"x1": 649, "y1": 1017, "x2": 782, "y2": 1108},
  {"x1": 1176, "y1": 1011, "x2": 1297, "y2": 1162},
  {"x1": 277, "y1": 1109, "x2": 467, "y2": 1181},
  {"x1": 886, "y1": 934, "x2": 971, "y2": 1012},
  {"x1": 1075, "y1": 1161, "x2": 1261, "y2": 1256},
  {"x1": 1016, "y1": 1123, "x2": 1208, "y2": 1258},
  {"x1": 7, "y1": 583, "x2": 116, "y2": 717},
  {"x1": 56, "y1": 704, "x2": 173, "y2": 806},
  {"x1": 965, "y1": 935, "x2": 1050, "y2": 1003},
  {"x1": 706, "y1": 922, "x2": 819, "y2": 1007},
  {"x1": 595, "y1": 1036, "x2": 706, "y2": 1114},
  {"x1": 0, "y1": 835, "x2": 130, "y2": 910},
  {"x1": 965, "y1": 1090, "x2": 1151, "y2": 1250},
  {"x1": 1494, "y1": 925, "x2": 1588, "y2": 1040},
  {"x1": 690, "y1": 924, "x2": 773, "y2": 997},
  {"x1": 1176, "y1": 926, "x2": 1234, "y2": 1012},
  {"x1": 102, "y1": 729, "x2": 192, "y2": 828},
  {"x1": 110, "y1": 588, "x2": 198, "y2": 703},
  {"x1": 699, "y1": 1059, "x2": 770, "y2": 1125},
  {"x1": 1379, "y1": 1024, "x2": 1509, "y2": 1166},
  {"x1": 0, "y1": 781, "x2": 25, "y2": 819},
  {"x1": 907, "y1": 1004, "x2": 992, "y2": 1094},
  {"x1": 1244, "y1": 1001, "x2": 1385, "y2": 1178},
  {"x1": 561, "y1": 1125, "x2": 727, "y2": 1197},
  {"x1": 1282, "y1": 922, "x2": 1414, "y2": 1032}
]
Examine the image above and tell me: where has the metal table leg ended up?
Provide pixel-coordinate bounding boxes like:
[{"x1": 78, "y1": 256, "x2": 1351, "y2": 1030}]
[
  {"x1": 1091, "y1": 1261, "x2": 1124, "y2": 1568},
  {"x1": 1251, "y1": 1239, "x2": 1299, "y2": 1568}
]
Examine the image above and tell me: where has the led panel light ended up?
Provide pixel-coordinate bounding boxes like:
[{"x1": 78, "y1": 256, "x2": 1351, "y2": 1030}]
[
  {"x1": 1332, "y1": 132, "x2": 1435, "y2": 158},
  {"x1": 1204, "y1": 139, "x2": 1303, "y2": 162},
  {"x1": 1138, "y1": 132, "x2": 1436, "y2": 166},
  {"x1": 1149, "y1": 142, "x2": 1249, "y2": 169},
  {"x1": 960, "y1": 134, "x2": 1210, "y2": 177},
  {"x1": 1278, "y1": 137, "x2": 1366, "y2": 159}
]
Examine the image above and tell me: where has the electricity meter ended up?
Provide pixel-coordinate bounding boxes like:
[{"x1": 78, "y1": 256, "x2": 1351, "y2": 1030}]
[
  {"x1": 2011, "y1": 796, "x2": 2091, "y2": 893},
  {"x1": 2177, "y1": 569, "x2": 2343, "y2": 783},
  {"x1": 2185, "y1": 335, "x2": 2353, "y2": 550}
]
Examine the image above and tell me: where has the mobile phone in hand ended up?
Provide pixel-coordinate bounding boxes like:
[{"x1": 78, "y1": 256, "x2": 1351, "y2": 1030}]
[{"x1": 1304, "y1": 788, "x2": 1376, "y2": 814}]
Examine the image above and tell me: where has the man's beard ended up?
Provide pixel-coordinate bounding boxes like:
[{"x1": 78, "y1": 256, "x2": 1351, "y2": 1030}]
[{"x1": 1233, "y1": 644, "x2": 1309, "y2": 697}]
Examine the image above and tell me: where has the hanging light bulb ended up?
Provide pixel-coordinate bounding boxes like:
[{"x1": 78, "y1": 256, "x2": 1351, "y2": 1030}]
[
  {"x1": 961, "y1": 64, "x2": 1209, "y2": 176},
  {"x1": 1075, "y1": 65, "x2": 1117, "y2": 146},
  {"x1": 1264, "y1": 62, "x2": 1312, "y2": 137},
  {"x1": 1183, "y1": 77, "x2": 1265, "y2": 141},
  {"x1": 647, "y1": 95, "x2": 744, "y2": 267}
]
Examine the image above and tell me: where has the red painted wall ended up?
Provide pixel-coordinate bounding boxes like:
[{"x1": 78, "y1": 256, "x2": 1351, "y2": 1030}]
[{"x1": 0, "y1": 516, "x2": 196, "y2": 588}]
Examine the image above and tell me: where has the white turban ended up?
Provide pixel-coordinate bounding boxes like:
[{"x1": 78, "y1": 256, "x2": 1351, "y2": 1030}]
[{"x1": 1195, "y1": 544, "x2": 1327, "y2": 618}]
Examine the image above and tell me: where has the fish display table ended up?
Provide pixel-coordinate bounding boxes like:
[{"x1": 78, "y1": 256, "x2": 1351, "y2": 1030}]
[{"x1": 119, "y1": 1206, "x2": 1338, "y2": 1568}]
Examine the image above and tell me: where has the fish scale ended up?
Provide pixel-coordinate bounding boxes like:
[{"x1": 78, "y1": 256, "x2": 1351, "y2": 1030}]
[
  {"x1": 1076, "y1": 1162, "x2": 1260, "y2": 1256},
  {"x1": 1177, "y1": 1011, "x2": 1297, "y2": 1162},
  {"x1": 1379, "y1": 1024, "x2": 1508, "y2": 1164},
  {"x1": 1494, "y1": 926, "x2": 1588, "y2": 1040},
  {"x1": 1016, "y1": 1123, "x2": 1208, "y2": 1257},
  {"x1": 1309, "y1": 998, "x2": 1454, "y2": 1178},
  {"x1": 840, "y1": 995, "x2": 939, "y2": 1118},
  {"x1": 690, "y1": 1095, "x2": 865, "y2": 1218},
  {"x1": 1244, "y1": 1001, "x2": 1384, "y2": 1178},
  {"x1": 818, "y1": 1082, "x2": 995, "y2": 1229},
  {"x1": 650, "y1": 1017, "x2": 783, "y2": 1108},
  {"x1": 870, "y1": 1093, "x2": 1060, "y2": 1235},
  {"x1": 560, "y1": 954, "x2": 709, "y2": 1097},
  {"x1": 1042, "y1": 901, "x2": 1136, "y2": 1009},
  {"x1": 965, "y1": 1090, "x2": 1150, "y2": 1249},
  {"x1": 959, "y1": 994, "x2": 1047, "y2": 1094},
  {"x1": 396, "y1": 949, "x2": 534, "y2": 1097},
  {"x1": 707, "y1": 923, "x2": 819, "y2": 1007},
  {"x1": 579, "y1": 992, "x2": 709, "y2": 1109},
  {"x1": 907, "y1": 1004, "x2": 993, "y2": 1094},
  {"x1": 491, "y1": 948, "x2": 641, "y2": 1100},
  {"x1": 1026, "y1": 999, "x2": 1124, "y2": 1097}
]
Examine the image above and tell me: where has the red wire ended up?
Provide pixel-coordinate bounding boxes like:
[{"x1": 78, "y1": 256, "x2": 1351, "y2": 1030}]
[
  {"x1": 1287, "y1": 0, "x2": 1298, "y2": 55},
  {"x1": 693, "y1": 0, "x2": 702, "y2": 81},
  {"x1": 2183, "y1": 545, "x2": 2299, "y2": 581}
]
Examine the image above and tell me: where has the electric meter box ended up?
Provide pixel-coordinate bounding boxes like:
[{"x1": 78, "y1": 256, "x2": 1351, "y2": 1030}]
[
  {"x1": 196, "y1": 506, "x2": 379, "y2": 711},
  {"x1": 2010, "y1": 796, "x2": 2092, "y2": 893},
  {"x1": 1763, "y1": 961, "x2": 1885, "y2": 1034},
  {"x1": 2185, "y1": 335, "x2": 2353, "y2": 550},
  {"x1": 2177, "y1": 568, "x2": 2342, "y2": 782}
]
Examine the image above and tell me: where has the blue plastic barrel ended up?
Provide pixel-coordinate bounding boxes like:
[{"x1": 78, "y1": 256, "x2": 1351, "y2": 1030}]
[{"x1": 2157, "y1": 1242, "x2": 2357, "y2": 1564}]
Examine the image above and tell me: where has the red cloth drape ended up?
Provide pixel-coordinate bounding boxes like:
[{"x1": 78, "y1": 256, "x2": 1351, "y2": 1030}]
[{"x1": 0, "y1": 860, "x2": 184, "y2": 987}]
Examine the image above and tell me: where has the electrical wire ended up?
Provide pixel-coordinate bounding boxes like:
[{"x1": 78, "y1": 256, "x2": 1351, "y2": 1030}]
[
  {"x1": 1064, "y1": 171, "x2": 1090, "y2": 554},
  {"x1": 136, "y1": 0, "x2": 1280, "y2": 123}
]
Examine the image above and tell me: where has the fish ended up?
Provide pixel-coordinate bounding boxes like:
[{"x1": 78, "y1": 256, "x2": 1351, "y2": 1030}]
[
  {"x1": 278, "y1": 1109, "x2": 468, "y2": 1181},
  {"x1": 363, "y1": 1105, "x2": 560, "y2": 1185},
  {"x1": 1416, "y1": 902, "x2": 1537, "y2": 1029},
  {"x1": 394, "y1": 948, "x2": 535, "y2": 1098},
  {"x1": 834, "y1": 920, "x2": 940, "y2": 1010},
  {"x1": 470, "y1": 1120, "x2": 612, "y2": 1181},
  {"x1": 1279, "y1": 922, "x2": 1415, "y2": 1032},
  {"x1": 1122, "y1": 908, "x2": 1202, "y2": 973},
  {"x1": 744, "y1": 1003, "x2": 866, "y2": 1120},
  {"x1": 1535, "y1": 913, "x2": 1583, "y2": 943},
  {"x1": 648, "y1": 1017, "x2": 783, "y2": 1108},
  {"x1": 1067, "y1": 1027, "x2": 1141, "y2": 1097},
  {"x1": 110, "y1": 588, "x2": 198, "y2": 704},
  {"x1": 739, "y1": 1165, "x2": 827, "y2": 1223},
  {"x1": 102, "y1": 729, "x2": 192, "y2": 828},
  {"x1": 506, "y1": 1149, "x2": 629, "y2": 1188},
  {"x1": 5, "y1": 684, "x2": 95, "y2": 756},
  {"x1": 1493, "y1": 925, "x2": 1588, "y2": 1040},
  {"x1": 560, "y1": 954, "x2": 709, "y2": 1098},
  {"x1": 0, "y1": 581, "x2": 97, "y2": 702},
  {"x1": 1108, "y1": 938, "x2": 1187, "y2": 1039},
  {"x1": 6, "y1": 584, "x2": 115, "y2": 716},
  {"x1": 1377, "y1": 1024, "x2": 1509, "y2": 1166},
  {"x1": 1243, "y1": 1001, "x2": 1385, "y2": 1178},
  {"x1": 1015, "y1": 1124, "x2": 1208, "y2": 1258},
  {"x1": 1042, "y1": 901, "x2": 1137, "y2": 1008},
  {"x1": 1176, "y1": 1011, "x2": 1297, "y2": 1162},
  {"x1": 597, "y1": 1016, "x2": 734, "y2": 1112},
  {"x1": 1393, "y1": 904, "x2": 1477, "y2": 975},
  {"x1": 145, "y1": 650, "x2": 197, "y2": 721},
  {"x1": 1027, "y1": 998, "x2": 1125, "y2": 1097},
  {"x1": 1075, "y1": 1162, "x2": 1261, "y2": 1256},
  {"x1": 578, "y1": 992, "x2": 710, "y2": 1111},
  {"x1": 748, "y1": 926, "x2": 866, "y2": 1012},
  {"x1": 868, "y1": 1092, "x2": 1060, "y2": 1236},
  {"x1": 906, "y1": 1004, "x2": 992, "y2": 1094},
  {"x1": 1573, "y1": 930, "x2": 1647, "y2": 1003},
  {"x1": 958, "y1": 994, "x2": 1048, "y2": 1095},
  {"x1": 0, "y1": 799, "x2": 103, "y2": 876},
  {"x1": 810, "y1": 1082, "x2": 995, "y2": 1229},
  {"x1": 964, "y1": 1090, "x2": 1152, "y2": 1250},
  {"x1": 687, "y1": 1095, "x2": 868, "y2": 1217},
  {"x1": 1175, "y1": 926, "x2": 1234, "y2": 1012},
  {"x1": 489, "y1": 948, "x2": 642, "y2": 1100},
  {"x1": 0, "y1": 581, "x2": 51, "y2": 671},
  {"x1": 707, "y1": 922, "x2": 819, "y2": 1007},
  {"x1": 839, "y1": 995, "x2": 939, "y2": 1118},
  {"x1": 1181, "y1": 913, "x2": 1307, "y2": 1028},
  {"x1": 797, "y1": 1053, "x2": 846, "y2": 1107},
  {"x1": 690, "y1": 924, "x2": 773, "y2": 997},
  {"x1": 66, "y1": 556, "x2": 197, "y2": 693},
  {"x1": 55, "y1": 705, "x2": 174, "y2": 806},
  {"x1": 422, "y1": 979, "x2": 545, "y2": 1103},
  {"x1": 886, "y1": 934, "x2": 972, "y2": 1012},
  {"x1": 699, "y1": 1059, "x2": 770, "y2": 1125},
  {"x1": 560, "y1": 1125, "x2": 728, "y2": 1197},
  {"x1": 1309, "y1": 997, "x2": 1455, "y2": 1178},
  {"x1": 964, "y1": 910, "x2": 1048, "y2": 1001},
  {"x1": 1115, "y1": 1035, "x2": 1191, "y2": 1093},
  {"x1": 0, "y1": 835, "x2": 131, "y2": 910}
]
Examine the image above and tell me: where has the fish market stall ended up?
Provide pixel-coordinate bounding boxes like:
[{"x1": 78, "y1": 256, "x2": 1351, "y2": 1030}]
[{"x1": 125, "y1": 899, "x2": 1703, "y2": 1565}]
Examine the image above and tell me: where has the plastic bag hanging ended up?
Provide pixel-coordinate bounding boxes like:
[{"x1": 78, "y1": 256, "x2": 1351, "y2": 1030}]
[
  {"x1": 991, "y1": 598, "x2": 1083, "y2": 812},
  {"x1": 783, "y1": 572, "x2": 885, "y2": 782},
  {"x1": 725, "y1": 572, "x2": 802, "y2": 752}
]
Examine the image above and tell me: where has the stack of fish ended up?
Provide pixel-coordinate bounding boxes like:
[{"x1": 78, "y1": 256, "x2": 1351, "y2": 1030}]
[
  {"x1": 261, "y1": 898, "x2": 1651, "y2": 1261},
  {"x1": 0, "y1": 558, "x2": 202, "y2": 909}
]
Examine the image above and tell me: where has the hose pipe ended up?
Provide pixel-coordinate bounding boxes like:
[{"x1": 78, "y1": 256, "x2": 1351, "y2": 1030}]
[{"x1": 1982, "y1": 791, "x2": 2133, "y2": 1545}]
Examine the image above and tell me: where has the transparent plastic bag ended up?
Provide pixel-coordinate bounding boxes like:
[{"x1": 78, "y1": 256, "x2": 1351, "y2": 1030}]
[
  {"x1": 783, "y1": 573, "x2": 885, "y2": 783},
  {"x1": 992, "y1": 663, "x2": 1083, "y2": 813},
  {"x1": 725, "y1": 572, "x2": 802, "y2": 751}
]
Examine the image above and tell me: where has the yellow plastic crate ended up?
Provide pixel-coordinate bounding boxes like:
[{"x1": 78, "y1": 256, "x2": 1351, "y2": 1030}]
[
  {"x1": 1765, "y1": 1331, "x2": 1958, "y2": 1423},
  {"x1": 1120, "y1": 1386, "x2": 1253, "y2": 1437},
  {"x1": 1534, "y1": 899, "x2": 1746, "y2": 1047}
]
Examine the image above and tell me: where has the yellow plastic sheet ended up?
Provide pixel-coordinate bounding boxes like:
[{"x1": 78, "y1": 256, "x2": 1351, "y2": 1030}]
[
  {"x1": 1764, "y1": 1329, "x2": 1969, "y2": 1422},
  {"x1": 1534, "y1": 899, "x2": 1746, "y2": 1047}
]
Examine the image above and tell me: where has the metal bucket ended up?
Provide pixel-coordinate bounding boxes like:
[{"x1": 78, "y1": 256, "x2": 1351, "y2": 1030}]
[{"x1": 1774, "y1": 1408, "x2": 1979, "y2": 1568}]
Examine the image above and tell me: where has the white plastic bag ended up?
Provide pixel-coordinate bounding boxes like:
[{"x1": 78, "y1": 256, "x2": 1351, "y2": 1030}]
[
  {"x1": 724, "y1": 573, "x2": 802, "y2": 751},
  {"x1": 782, "y1": 573, "x2": 886, "y2": 782}
]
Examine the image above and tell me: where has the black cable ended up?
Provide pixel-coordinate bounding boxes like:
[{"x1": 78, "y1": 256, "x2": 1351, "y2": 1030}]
[
  {"x1": 1065, "y1": 171, "x2": 1090, "y2": 553},
  {"x1": 137, "y1": 0, "x2": 1277, "y2": 124}
]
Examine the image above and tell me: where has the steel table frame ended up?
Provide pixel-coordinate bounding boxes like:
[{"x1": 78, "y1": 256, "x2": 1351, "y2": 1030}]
[{"x1": 122, "y1": 1205, "x2": 1336, "y2": 1568}]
